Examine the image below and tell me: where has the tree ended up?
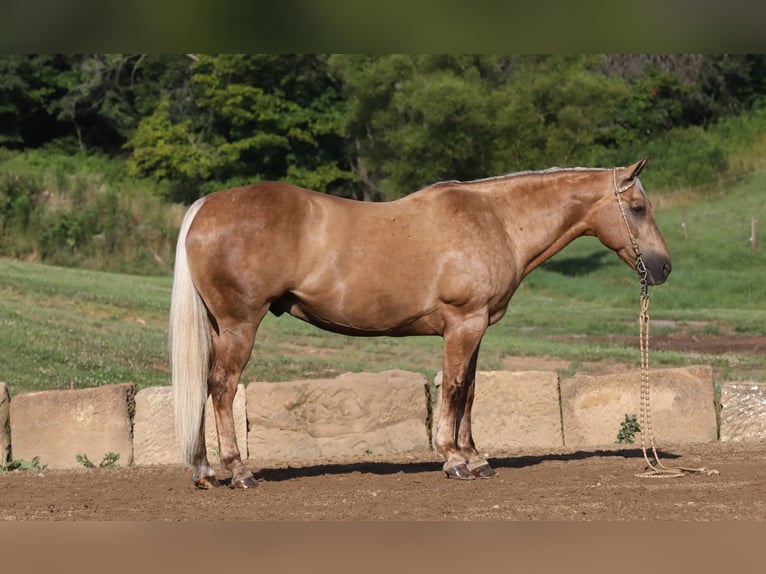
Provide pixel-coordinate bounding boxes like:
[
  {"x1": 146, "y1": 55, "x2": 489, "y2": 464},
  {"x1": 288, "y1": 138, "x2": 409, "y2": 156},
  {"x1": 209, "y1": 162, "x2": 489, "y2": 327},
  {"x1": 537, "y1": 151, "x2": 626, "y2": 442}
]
[
  {"x1": 126, "y1": 54, "x2": 354, "y2": 201},
  {"x1": 332, "y1": 54, "x2": 519, "y2": 199},
  {"x1": 332, "y1": 55, "x2": 638, "y2": 198},
  {"x1": 0, "y1": 55, "x2": 60, "y2": 147}
]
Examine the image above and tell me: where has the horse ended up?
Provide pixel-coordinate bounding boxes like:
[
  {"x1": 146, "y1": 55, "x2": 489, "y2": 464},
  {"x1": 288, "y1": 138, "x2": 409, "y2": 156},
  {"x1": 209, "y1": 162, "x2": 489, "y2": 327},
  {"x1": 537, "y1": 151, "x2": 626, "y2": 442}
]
[{"x1": 169, "y1": 157, "x2": 671, "y2": 489}]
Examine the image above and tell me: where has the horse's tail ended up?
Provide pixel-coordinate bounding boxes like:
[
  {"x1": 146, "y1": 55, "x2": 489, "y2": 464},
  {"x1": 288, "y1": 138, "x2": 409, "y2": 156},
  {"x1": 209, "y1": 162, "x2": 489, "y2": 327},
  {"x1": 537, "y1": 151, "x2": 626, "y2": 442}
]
[{"x1": 169, "y1": 197, "x2": 211, "y2": 465}]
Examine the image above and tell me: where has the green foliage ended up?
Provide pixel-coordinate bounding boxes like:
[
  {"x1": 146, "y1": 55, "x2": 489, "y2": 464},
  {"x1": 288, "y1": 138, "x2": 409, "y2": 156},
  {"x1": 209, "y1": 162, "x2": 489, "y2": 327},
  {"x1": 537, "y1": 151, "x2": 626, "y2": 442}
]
[
  {"x1": 126, "y1": 97, "x2": 213, "y2": 201},
  {"x1": 0, "y1": 171, "x2": 41, "y2": 238},
  {"x1": 0, "y1": 149, "x2": 179, "y2": 274},
  {"x1": 616, "y1": 414, "x2": 641, "y2": 444},
  {"x1": 75, "y1": 453, "x2": 94, "y2": 468},
  {"x1": 76, "y1": 452, "x2": 121, "y2": 468},
  {"x1": 126, "y1": 54, "x2": 354, "y2": 201},
  {"x1": 0, "y1": 55, "x2": 59, "y2": 147},
  {"x1": 331, "y1": 54, "x2": 766, "y2": 198},
  {"x1": 3, "y1": 54, "x2": 766, "y2": 202},
  {"x1": 0, "y1": 456, "x2": 47, "y2": 472}
]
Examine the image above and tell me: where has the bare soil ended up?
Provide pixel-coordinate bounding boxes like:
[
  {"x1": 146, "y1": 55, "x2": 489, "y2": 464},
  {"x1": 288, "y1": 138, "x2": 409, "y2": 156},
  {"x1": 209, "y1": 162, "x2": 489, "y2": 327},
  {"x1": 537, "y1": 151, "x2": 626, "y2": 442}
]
[
  {"x1": 1, "y1": 441, "x2": 763, "y2": 521},
  {"x1": 504, "y1": 331, "x2": 766, "y2": 379}
]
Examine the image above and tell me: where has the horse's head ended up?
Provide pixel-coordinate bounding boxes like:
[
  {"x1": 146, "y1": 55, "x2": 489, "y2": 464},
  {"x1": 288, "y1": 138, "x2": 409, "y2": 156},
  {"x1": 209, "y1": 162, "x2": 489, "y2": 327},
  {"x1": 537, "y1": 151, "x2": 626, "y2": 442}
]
[{"x1": 592, "y1": 158, "x2": 671, "y2": 286}]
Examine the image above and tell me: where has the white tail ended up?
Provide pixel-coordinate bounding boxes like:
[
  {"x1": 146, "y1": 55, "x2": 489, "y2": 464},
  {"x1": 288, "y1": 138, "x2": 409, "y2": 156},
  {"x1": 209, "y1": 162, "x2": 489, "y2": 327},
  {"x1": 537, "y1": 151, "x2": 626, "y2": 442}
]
[{"x1": 169, "y1": 197, "x2": 211, "y2": 465}]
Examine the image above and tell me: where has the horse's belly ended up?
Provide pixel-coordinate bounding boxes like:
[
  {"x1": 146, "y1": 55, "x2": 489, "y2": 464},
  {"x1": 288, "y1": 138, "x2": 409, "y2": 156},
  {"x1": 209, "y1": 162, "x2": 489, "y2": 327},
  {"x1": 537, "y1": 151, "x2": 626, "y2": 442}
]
[{"x1": 281, "y1": 293, "x2": 442, "y2": 337}]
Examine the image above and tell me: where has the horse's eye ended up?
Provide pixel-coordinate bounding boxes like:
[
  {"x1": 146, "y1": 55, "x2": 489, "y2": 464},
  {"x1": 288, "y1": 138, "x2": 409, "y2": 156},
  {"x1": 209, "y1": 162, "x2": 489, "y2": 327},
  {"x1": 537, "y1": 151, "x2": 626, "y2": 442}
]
[{"x1": 631, "y1": 204, "x2": 645, "y2": 215}]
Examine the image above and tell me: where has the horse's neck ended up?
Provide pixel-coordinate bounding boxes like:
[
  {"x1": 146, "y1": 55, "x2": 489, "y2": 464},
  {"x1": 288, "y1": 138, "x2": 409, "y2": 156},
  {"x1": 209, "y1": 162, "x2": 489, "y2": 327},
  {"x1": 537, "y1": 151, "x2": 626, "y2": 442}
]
[{"x1": 489, "y1": 171, "x2": 608, "y2": 277}]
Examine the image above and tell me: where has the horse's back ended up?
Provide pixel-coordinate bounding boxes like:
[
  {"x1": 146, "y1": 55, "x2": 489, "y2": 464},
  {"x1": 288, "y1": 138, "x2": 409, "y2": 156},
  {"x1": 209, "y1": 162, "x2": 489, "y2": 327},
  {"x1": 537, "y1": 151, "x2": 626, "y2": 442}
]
[{"x1": 195, "y1": 181, "x2": 322, "y2": 225}]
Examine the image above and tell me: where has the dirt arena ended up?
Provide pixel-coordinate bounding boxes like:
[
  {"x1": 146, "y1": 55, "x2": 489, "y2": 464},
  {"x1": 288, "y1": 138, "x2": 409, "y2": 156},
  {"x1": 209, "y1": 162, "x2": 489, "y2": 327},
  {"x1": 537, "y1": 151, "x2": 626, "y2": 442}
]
[{"x1": 1, "y1": 440, "x2": 763, "y2": 521}]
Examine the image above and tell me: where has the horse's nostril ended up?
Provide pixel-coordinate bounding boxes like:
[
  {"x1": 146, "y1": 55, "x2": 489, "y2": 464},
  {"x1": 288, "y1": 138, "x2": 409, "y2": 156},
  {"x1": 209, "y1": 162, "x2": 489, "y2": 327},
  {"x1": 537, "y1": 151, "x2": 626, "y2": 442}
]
[{"x1": 662, "y1": 262, "x2": 672, "y2": 278}]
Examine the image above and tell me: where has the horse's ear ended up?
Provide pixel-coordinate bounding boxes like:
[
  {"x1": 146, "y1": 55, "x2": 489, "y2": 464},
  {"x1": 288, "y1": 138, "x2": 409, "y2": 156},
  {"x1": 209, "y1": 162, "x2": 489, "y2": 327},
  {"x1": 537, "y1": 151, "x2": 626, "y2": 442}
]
[
  {"x1": 628, "y1": 157, "x2": 648, "y2": 179},
  {"x1": 619, "y1": 157, "x2": 648, "y2": 185}
]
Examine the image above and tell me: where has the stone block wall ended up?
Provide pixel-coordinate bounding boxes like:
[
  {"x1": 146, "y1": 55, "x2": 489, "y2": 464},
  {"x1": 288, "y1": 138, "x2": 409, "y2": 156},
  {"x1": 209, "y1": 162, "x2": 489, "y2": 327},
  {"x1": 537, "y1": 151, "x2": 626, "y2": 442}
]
[
  {"x1": 432, "y1": 370, "x2": 563, "y2": 453},
  {"x1": 132, "y1": 384, "x2": 247, "y2": 465},
  {"x1": 719, "y1": 382, "x2": 766, "y2": 442},
  {"x1": 9, "y1": 383, "x2": 135, "y2": 469},
  {"x1": 2, "y1": 365, "x2": 760, "y2": 471},
  {"x1": 247, "y1": 370, "x2": 430, "y2": 464},
  {"x1": 559, "y1": 365, "x2": 718, "y2": 447}
]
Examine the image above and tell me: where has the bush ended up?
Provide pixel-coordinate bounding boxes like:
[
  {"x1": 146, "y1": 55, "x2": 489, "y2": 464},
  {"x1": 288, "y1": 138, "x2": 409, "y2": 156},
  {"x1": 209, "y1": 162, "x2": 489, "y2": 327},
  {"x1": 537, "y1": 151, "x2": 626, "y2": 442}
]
[
  {"x1": 0, "y1": 149, "x2": 180, "y2": 274},
  {"x1": 642, "y1": 126, "x2": 728, "y2": 189},
  {"x1": 0, "y1": 171, "x2": 44, "y2": 256}
]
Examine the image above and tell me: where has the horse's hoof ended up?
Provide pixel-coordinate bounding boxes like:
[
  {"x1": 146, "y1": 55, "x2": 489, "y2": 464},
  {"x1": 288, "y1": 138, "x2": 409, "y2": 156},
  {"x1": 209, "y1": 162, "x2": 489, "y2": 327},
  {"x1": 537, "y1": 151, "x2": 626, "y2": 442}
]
[
  {"x1": 444, "y1": 463, "x2": 475, "y2": 480},
  {"x1": 231, "y1": 475, "x2": 260, "y2": 489},
  {"x1": 194, "y1": 475, "x2": 222, "y2": 489},
  {"x1": 468, "y1": 463, "x2": 497, "y2": 479}
]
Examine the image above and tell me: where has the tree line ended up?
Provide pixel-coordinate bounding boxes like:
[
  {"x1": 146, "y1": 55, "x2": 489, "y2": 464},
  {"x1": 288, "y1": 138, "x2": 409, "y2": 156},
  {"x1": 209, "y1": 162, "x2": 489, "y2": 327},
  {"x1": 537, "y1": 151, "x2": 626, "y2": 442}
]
[{"x1": 2, "y1": 54, "x2": 766, "y2": 202}]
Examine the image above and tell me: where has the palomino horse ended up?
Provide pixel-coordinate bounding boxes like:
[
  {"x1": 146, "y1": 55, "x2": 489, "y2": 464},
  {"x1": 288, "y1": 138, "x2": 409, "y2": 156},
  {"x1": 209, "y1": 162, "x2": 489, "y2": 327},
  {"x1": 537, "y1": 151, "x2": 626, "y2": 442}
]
[{"x1": 170, "y1": 158, "x2": 671, "y2": 489}]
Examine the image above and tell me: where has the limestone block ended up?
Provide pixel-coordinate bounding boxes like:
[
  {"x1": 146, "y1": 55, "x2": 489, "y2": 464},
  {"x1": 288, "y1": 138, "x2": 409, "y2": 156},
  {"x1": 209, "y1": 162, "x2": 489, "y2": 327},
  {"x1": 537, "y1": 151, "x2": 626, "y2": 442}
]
[
  {"x1": 560, "y1": 365, "x2": 717, "y2": 447},
  {"x1": 246, "y1": 370, "x2": 429, "y2": 464},
  {"x1": 720, "y1": 382, "x2": 766, "y2": 442},
  {"x1": 132, "y1": 384, "x2": 247, "y2": 465},
  {"x1": 1, "y1": 382, "x2": 10, "y2": 464},
  {"x1": 432, "y1": 370, "x2": 563, "y2": 453},
  {"x1": 9, "y1": 383, "x2": 135, "y2": 469}
]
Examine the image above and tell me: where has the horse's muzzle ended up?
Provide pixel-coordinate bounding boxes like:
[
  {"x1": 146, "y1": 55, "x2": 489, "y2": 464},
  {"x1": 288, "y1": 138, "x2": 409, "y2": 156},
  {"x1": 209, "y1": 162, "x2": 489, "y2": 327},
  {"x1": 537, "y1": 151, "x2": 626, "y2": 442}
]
[{"x1": 645, "y1": 257, "x2": 672, "y2": 286}]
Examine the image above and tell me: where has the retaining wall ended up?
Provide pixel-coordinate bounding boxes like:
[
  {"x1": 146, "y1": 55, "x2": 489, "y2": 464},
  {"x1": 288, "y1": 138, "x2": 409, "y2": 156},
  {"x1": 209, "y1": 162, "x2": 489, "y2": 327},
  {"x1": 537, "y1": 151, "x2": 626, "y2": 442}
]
[{"x1": 2, "y1": 366, "x2": 763, "y2": 470}]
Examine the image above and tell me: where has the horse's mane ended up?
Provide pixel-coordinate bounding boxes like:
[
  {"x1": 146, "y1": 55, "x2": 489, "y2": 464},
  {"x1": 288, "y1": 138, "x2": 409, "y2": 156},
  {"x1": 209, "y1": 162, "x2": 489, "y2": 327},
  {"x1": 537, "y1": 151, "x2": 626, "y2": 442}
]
[{"x1": 426, "y1": 166, "x2": 611, "y2": 190}]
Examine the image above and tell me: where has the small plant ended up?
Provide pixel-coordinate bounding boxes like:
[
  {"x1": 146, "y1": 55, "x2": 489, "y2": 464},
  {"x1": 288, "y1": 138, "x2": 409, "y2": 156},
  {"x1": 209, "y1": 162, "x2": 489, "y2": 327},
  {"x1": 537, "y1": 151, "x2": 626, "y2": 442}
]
[
  {"x1": 616, "y1": 414, "x2": 641, "y2": 444},
  {"x1": 76, "y1": 452, "x2": 121, "y2": 468},
  {"x1": 0, "y1": 456, "x2": 47, "y2": 473},
  {"x1": 99, "y1": 452, "x2": 121, "y2": 468},
  {"x1": 75, "y1": 453, "x2": 95, "y2": 468}
]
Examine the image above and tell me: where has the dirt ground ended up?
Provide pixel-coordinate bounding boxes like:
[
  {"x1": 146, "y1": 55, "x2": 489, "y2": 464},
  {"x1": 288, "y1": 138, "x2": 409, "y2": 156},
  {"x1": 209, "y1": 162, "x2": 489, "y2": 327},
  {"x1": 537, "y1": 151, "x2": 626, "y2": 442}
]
[{"x1": 1, "y1": 441, "x2": 763, "y2": 521}]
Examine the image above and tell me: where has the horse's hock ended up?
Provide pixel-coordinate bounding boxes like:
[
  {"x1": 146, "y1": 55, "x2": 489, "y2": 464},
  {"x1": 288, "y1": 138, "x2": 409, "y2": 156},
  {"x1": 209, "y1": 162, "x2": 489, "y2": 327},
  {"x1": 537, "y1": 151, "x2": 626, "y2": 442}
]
[{"x1": 2, "y1": 366, "x2": 764, "y2": 470}]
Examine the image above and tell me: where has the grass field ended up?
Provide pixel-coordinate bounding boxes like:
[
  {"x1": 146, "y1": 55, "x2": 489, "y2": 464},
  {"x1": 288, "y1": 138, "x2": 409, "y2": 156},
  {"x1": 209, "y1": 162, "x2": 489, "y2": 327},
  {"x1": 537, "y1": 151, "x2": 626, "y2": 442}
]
[{"x1": 1, "y1": 170, "x2": 765, "y2": 397}]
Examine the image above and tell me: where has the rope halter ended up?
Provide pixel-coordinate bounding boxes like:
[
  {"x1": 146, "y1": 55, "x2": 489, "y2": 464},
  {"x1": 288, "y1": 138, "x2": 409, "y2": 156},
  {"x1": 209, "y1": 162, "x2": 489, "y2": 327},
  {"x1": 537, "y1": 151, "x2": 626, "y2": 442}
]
[
  {"x1": 611, "y1": 167, "x2": 717, "y2": 478},
  {"x1": 612, "y1": 168, "x2": 648, "y2": 297}
]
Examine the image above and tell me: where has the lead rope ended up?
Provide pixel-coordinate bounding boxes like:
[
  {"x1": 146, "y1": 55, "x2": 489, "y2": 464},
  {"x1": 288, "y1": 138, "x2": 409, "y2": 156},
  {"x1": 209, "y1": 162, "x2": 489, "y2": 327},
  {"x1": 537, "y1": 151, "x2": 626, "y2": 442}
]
[{"x1": 612, "y1": 169, "x2": 718, "y2": 478}]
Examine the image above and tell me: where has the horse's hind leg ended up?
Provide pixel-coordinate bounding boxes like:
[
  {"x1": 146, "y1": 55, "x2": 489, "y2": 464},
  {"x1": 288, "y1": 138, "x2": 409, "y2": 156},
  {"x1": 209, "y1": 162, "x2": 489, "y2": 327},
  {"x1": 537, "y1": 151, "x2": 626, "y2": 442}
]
[
  {"x1": 192, "y1": 421, "x2": 221, "y2": 489},
  {"x1": 208, "y1": 317, "x2": 261, "y2": 489}
]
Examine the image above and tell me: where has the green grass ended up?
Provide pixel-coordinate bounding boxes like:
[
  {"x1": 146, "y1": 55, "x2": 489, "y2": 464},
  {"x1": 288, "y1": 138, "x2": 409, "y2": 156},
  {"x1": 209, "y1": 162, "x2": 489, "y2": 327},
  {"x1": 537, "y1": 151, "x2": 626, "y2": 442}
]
[
  {"x1": 0, "y1": 258, "x2": 172, "y2": 395},
  {"x1": 1, "y1": 170, "x2": 765, "y2": 396}
]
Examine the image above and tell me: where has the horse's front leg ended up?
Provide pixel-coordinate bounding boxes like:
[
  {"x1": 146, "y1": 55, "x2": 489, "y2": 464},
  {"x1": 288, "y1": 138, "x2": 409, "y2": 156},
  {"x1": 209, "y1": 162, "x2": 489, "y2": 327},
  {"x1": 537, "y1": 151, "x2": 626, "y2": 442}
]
[
  {"x1": 433, "y1": 312, "x2": 488, "y2": 480},
  {"x1": 456, "y1": 356, "x2": 497, "y2": 479}
]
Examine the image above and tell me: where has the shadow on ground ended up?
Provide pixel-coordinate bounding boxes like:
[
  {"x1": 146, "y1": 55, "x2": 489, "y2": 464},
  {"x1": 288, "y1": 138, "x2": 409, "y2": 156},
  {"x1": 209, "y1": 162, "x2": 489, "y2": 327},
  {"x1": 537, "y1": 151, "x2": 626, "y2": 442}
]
[{"x1": 247, "y1": 448, "x2": 681, "y2": 484}]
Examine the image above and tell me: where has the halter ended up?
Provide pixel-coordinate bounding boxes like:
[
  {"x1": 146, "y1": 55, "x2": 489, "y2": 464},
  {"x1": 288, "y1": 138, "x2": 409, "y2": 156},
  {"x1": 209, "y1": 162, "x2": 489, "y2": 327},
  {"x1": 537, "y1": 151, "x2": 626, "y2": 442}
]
[
  {"x1": 611, "y1": 168, "x2": 648, "y2": 297},
  {"x1": 611, "y1": 168, "x2": 717, "y2": 478}
]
